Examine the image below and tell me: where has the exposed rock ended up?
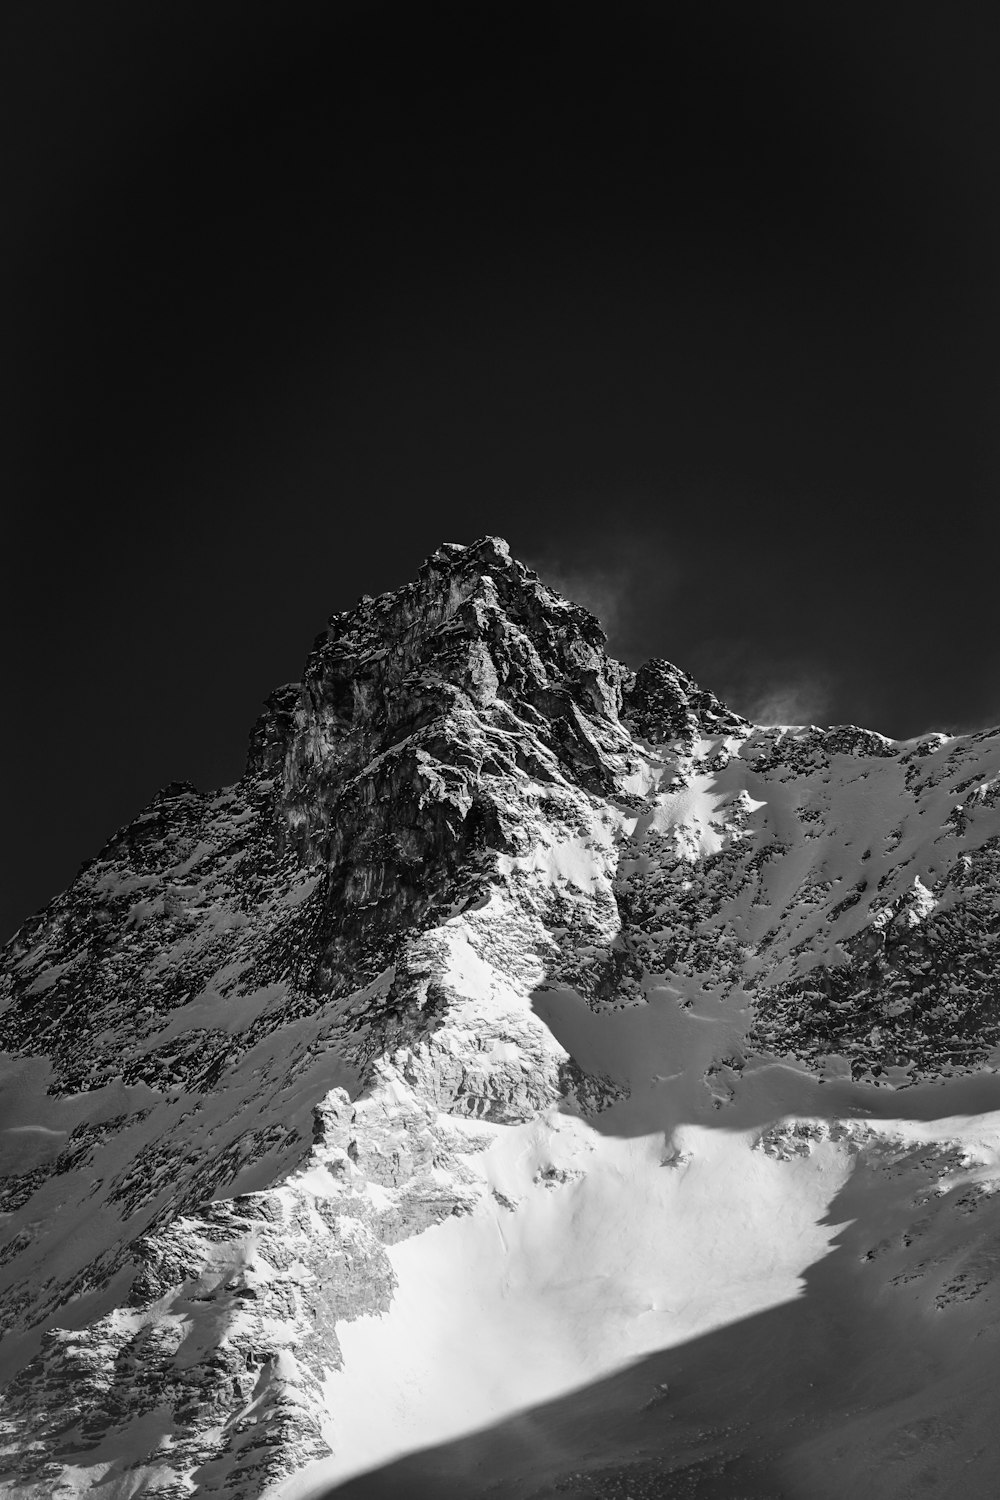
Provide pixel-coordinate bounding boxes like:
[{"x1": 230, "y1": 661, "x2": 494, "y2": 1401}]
[{"x1": 2, "y1": 536, "x2": 1000, "y2": 1495}]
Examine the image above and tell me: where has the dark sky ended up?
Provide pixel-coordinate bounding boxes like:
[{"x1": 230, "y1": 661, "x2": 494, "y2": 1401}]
[{"x1": 4, "y1": 1, "x2": 1000, "y2": 939}]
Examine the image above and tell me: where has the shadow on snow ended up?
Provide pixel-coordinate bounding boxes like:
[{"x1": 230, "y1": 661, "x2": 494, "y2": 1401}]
[{"x1": 321, "y1": 1041, "x2": 1000, "y2": 1499}]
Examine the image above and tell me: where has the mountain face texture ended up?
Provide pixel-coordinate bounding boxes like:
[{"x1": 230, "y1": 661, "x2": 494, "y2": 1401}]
[{"x1": 3, "y1": 535, "x2": 1000, "y2": 1499}]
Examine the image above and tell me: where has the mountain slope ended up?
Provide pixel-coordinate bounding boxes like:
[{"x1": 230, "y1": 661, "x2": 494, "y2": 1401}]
[{"x1": 2, "y1": 536, "x2": 1000, "y2": 1498}]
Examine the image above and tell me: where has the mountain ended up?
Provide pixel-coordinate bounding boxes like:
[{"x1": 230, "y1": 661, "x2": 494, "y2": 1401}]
[{"x1": 2, "y1": 535, "x2": 1000, "y2": 1499}]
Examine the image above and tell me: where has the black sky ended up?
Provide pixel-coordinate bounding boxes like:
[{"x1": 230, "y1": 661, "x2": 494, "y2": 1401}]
[{"x1": 4, "y1": 1, "x2": 1000, "y2": 940}]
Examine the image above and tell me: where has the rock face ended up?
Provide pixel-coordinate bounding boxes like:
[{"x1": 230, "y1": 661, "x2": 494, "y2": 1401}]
[{"x1": 2, "y1": 536, "x2": 1000, "y2": 1498}]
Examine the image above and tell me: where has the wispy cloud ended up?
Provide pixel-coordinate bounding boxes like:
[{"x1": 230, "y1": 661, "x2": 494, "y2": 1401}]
[
  {"x1": 746, "y1": 676, "x2": 832, "y2": 726},
  {"x1": 535, "y1": 561, "x2": 631, "y2": 637},
  {"x1": 523, "y1": 533, "x2": 677, "y2": 660},
  {"x1": 686, "y1": 634, "x2": 835, "y2": 727}
]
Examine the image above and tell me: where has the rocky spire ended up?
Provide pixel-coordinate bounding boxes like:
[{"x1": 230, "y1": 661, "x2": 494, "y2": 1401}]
[
  {"x1": 249, "y1": 535, "x2": 631, "y2": 785},
  {"x1": 242, "y1": 537, "x2": 640, "y2": 996}
]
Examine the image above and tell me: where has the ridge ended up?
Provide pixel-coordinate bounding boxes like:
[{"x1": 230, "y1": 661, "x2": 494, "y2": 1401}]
[{"x1": 2, "y1": 539, "x2": 1000, "y2": 1497}]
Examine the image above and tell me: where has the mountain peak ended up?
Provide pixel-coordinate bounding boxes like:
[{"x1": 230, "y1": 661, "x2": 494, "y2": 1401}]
[
  {"x1": 250, "y1": 534, "x2": 630, "y2": 795},
  {"x1": 6, "y1": 541, "x2": 1000, "y2": 1498},
  {"x1": 429, "y1": 532, "x2": 511, "y2": 564},
  {"x1": 250, "y1": 538, "x2": 751, "y2": 788}
]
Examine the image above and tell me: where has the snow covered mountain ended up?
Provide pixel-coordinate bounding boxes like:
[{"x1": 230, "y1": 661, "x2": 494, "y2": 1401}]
[{"x1": 3, "y1": 535, "x2": 1000, "y2": 1498}]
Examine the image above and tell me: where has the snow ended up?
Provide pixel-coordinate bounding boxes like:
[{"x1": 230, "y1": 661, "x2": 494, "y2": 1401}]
[
  {"x1": 8, "y1": 542, "x2": 1000, "y2": 1499},
  {"x1": 273, "y1": 725, "x2": 1000, "y2": 1499},
  {"x1": 278, "y1": 1053, "x2": 1000, "y2": 1498},
  {"x1": 300, "y1": 1110, "x2": 846, "y2": 1490},
  {"x1": 635, "y1": 776, "x2": 733, "y2": 857},
  {"x1": 498, "y1": 822, "x2": 619, "y2": 897}
]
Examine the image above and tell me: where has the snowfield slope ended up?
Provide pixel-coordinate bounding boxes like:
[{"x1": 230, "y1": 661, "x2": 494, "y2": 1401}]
[{"x1": 2, "y1": 536, "x2": 1000, "y2": 1498}]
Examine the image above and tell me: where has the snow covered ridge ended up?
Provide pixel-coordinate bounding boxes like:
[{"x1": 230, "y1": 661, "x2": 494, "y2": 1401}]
[{"x1": 2, "y1": 534, "x2": 1000, "y2": 1496}]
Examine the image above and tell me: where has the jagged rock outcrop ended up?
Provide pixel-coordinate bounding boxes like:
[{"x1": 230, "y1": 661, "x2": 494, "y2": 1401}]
[
  {"x1": 623, "y1": 657, "x2": 750, "y2": 747},
  {"x1": 2, "y1": 536, "x2": 1000, "y2": 1497}
]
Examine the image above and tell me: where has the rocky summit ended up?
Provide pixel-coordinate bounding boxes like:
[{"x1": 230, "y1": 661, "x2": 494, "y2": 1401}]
[{"x1": 3, "y1": 536, "x2": 1000, "y2": 1499}]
